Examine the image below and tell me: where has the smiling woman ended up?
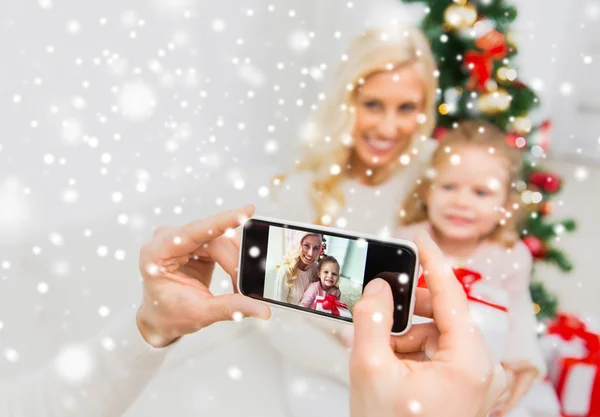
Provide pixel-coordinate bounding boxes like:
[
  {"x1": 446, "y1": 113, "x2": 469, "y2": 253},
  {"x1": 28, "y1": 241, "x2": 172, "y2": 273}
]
[
  {"x1": 273, "y1": 232, "x2": 323, "y2": 304},
  {"x1": 271, "y1": 25, "x2": 439, "y2": 233}
]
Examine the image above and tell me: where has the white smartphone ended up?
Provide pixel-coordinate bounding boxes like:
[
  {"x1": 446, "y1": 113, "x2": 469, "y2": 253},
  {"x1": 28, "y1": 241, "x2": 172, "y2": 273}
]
[{"x1": 237, "y1": 216, "x2": 419, "y2": 335}]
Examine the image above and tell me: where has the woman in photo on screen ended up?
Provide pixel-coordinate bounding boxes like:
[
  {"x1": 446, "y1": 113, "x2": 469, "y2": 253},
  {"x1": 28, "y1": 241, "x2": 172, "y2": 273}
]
[{"x1": 273, "y1": 232, "x2": 323, "y2": 304}]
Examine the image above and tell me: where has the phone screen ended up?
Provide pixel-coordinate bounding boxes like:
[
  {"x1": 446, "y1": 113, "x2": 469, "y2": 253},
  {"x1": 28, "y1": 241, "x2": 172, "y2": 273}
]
[{"x1": 239, "y1": 217, "x2": 418, "y2": 334}]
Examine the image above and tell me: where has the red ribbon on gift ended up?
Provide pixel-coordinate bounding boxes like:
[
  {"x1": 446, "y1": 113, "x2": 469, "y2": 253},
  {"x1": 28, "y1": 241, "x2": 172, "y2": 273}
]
[
  {"x1": 318, "y1": 294, "x2": 348, "y2": 316},
  {"x1": 418, "y1": 268, "x2": 508, "y2": 312},
  {"x1": 555, "y1": 356, "x2": 600, "y2": 417},
  {"x1": 549, "y1": 313, "x2": 600, "y2": 417},
  {"x1": 548, "y1": 313, "x2": 591, "y2": 342}
]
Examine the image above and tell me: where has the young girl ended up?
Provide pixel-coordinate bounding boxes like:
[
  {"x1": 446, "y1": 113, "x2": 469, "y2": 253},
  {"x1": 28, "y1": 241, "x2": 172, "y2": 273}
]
[
  {"x1": 274, "y1": 232, "x2": 323, "y2": 305},
  {"x1": 299, "y1": 256, "x2": 342, "y2": 309},
  {"x1": 397, "y1": 119, "x2": 546, "y2": 416}
]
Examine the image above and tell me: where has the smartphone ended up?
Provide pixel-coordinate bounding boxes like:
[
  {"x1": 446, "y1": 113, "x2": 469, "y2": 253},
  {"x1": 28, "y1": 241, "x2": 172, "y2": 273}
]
[{"x1": 237, "y1": 216, "x2": 419, "y2": 335}]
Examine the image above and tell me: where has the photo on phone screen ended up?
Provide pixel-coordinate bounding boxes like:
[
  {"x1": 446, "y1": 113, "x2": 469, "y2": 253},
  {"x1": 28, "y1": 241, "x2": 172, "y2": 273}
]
[{"x1": 238, "y1": 217, "x2": 419, "y2": 334}]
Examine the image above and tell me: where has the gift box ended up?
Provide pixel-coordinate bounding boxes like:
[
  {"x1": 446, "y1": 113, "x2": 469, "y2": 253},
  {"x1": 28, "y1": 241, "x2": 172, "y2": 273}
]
[
  {"x1": 418, "y1": 268, "x2": 509, "y2": 361},
  {"x1": 545, "y1": 313, "x2": 600, "y2": 417},
  {"x1": 314, "y1": 294, "x2": 352, "y2": 319}
]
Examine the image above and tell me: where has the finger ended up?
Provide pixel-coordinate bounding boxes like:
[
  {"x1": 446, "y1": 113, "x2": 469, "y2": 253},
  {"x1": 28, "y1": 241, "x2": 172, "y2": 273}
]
[
  {"x1": 206, "y1": 237, "x2": 241, "y2": 292},
  {"x1": 414, "y1": 230, "x2": 471, "y2": 337},
  {"x1": 352, "y1": 279, "x2": 395, "y2": 360},
  {"x1": 157, "y1": 205, "x2": 255, "y2": 260},
  {"x1": 498, "y1": 371, "x2": 537, "y2": 415},
  {"x1": 202, "y1": 293, "x2": 271, "y2": 325},
  {"x1": 394, "y1": 351, "x2": 430, "y2": 361},
  {"x1": 390, "y1": 322, "x2": 439, "y2": 358},
  {"x1": 160, "y1": 255, "x2": 190, "y2": 268},
  {"x1": 230, "y1": 228, "x2": 242, "y2": 251},
  {"x1": 414, "y1": 287, "x2": 433, "y2": 318}
]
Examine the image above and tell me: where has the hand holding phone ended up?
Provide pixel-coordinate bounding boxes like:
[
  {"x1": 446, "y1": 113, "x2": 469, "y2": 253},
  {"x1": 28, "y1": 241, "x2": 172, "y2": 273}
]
[{"x1": 237, "y1": 216, "x2": 420, "y2": 335}]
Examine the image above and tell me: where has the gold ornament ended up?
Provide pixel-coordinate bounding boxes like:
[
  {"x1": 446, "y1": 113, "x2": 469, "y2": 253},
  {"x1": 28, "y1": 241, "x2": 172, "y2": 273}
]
[
  {"x1": 444, "y1": 3, "x2": 478, "y2": 30},
  {"x1": 438, "y1": 103, "x2": 450, "y2": 115},
  {"x1": 513, "y1": 116, "x2": 533, "y2": 134},
  {"x1": 533, "y1": 303, "x2": 541, "y2": 315},
  {"x1": 497, "y1": 67, "x2": 509, "y2": 81},
  {"x1": 478, "y1": 88, "x2": 511, "y2": 114}
]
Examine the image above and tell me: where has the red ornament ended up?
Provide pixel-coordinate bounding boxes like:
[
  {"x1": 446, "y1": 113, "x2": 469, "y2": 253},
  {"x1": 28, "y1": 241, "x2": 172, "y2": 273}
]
[
  {"x1": 539, "y1": 120, "x2": 552, "y2": 152},
  {"x1": 529, "y1": 171, "x2": 562, "y2": 194},
  {"x1": 523, "y1": 236, "x2": 547, "y2": 259},
  {"x1": 433, "y1": 126, "x2": 448, "y2": 141},
  {"x1": 505, "y1": 133, "x2": 523, "y2": 148}
]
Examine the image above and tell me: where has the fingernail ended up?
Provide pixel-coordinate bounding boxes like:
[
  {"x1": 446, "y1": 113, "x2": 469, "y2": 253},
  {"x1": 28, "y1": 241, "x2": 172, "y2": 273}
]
[{"x1": 363, "y1": 278, "x2": 384, "y2": 295}]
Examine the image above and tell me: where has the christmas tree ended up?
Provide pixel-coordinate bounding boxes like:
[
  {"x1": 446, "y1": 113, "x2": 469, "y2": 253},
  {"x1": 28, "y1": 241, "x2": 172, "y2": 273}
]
[{"x1": 402, "y1": 0, "x2": 576, "y2": 320}]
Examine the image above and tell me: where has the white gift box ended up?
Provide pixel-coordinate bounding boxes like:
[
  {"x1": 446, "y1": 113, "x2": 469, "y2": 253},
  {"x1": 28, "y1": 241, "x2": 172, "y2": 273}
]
[
  {"x1": 468, "y1": 281, "x2": 510, "y2": 362},
  {"x1": 558, "y1": 360, "x2": 598, "y2": 416},
  {"x1": 314, "y1": 295, "x2": 352, "y2": 319}
]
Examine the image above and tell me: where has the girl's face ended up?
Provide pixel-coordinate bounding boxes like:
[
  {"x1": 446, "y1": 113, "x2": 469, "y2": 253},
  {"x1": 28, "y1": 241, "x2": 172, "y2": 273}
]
[
  {"x1": 426, "y1": 147, "x2": 510, "y2": 243},
  {"x1": 318, "y1": 261, "x2": 340, "y2": 289},
  {"x1": 351, "y1": 65, "x2": 425, "y2": 169},
  {"x1": 300, "y1": 235, "x2": 321, "y2": 266}
]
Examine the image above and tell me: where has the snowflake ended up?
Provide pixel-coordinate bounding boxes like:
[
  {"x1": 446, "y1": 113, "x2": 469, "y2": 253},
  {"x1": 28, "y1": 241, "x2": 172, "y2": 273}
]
[
  {"x1": 4, "y1": 348, "x2": 19, "y2": 362},
  {"x1": 54, "y1": 344, "x2": 95, "y2": 383},
  {"x1": 227, "y1": 366, "x2": 243, "y2": 380},
  {"x1": 408, "y1": 399, "x2": 422, "y2": 414},
  {"x1": 98, "y1": 306, "x2": 111, "y2": 317},
  {"x1": 118, "y1": 81, "x2": 156, "y2": 120}
]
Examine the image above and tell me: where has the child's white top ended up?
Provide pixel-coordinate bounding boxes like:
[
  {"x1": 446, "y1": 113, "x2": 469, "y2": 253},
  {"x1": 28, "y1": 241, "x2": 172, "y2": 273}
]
[{"x1": 397, "y1": 221, "x2": 547, "y2": 377}]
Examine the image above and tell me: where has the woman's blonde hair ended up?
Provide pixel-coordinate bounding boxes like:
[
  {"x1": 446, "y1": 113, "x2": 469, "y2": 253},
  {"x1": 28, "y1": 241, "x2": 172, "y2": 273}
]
[
  {"x1": 276, "y1": 26, "x2": 438, "y2": 225},
  {"x1": 281, "y1": 232, "x2": 322, "y2": 288},
  {"x1": 400, "y1": 119, "x2": 524, "y2": 247}
]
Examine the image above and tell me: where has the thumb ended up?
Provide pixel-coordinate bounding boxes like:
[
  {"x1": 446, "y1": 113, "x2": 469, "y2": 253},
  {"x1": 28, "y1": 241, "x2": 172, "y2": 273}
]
[
  {"x1": 203, "y1": 294, "x2": 271, "y2": 325},
  {"x1": 352, "y1": 278, "x2": 395, "y2": 358}
]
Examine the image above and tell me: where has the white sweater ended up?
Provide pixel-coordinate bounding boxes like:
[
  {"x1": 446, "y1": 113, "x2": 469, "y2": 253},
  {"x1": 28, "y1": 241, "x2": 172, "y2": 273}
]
[{"x1": 0, "y1": 309, "x2": 172, "y2": 417}]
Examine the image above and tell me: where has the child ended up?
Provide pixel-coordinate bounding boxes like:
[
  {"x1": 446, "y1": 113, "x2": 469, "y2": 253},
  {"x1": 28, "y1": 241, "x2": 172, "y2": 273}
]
[
  {"x1": 397, "y1": 120, "x2": 546, "y2": 416},
  {"x1": 299, "y1": 256, "x2": 342, "y2": 309}
]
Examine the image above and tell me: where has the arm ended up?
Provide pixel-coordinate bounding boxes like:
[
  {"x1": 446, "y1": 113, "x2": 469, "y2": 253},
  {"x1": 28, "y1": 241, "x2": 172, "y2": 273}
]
[
  {"x1": 1, "y1": 206, "x2": 270, "y2": 417},
  {"x1": 0, "y1": 310, "x2": 172, "y2": 417},
  {"x1": 299, "y1": 283, "x2": 317, "y2": 308},
  {"x1": 274, "y1": 266, "x2": 290, "y2": 303}
]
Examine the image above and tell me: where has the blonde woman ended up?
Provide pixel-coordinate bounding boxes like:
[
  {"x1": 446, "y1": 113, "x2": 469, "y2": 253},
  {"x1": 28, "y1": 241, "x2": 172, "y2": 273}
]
[
  {"x1": 271, "y1": 25, "x2": 438, "y2": 237},
  {"x1": 261, "y1": 25, "x2": 442, "y2": 417},
  {"x1": 274, "y1": 232, "x2": 322, "y2": 304}
]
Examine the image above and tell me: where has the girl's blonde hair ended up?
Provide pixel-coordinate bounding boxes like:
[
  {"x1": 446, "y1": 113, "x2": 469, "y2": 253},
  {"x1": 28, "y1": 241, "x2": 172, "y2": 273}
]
[
  {"x1": 400, "y1": 119, "x2": 524, "y2": 247},
  {"x1": 281, "y1": 232, "x2": 322, "y2": 288},
  {"x1": 277, "y1": 26, "x2": 438, "y2": 225}
]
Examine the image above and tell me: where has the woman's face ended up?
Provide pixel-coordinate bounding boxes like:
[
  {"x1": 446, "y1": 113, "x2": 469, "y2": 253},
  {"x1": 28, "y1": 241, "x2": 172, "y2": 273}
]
[
  {"x1": 352, "y1": 65, "x2": 426, "y2": 169},
  {"x1": 300, "y1": 235, "x2": 321, "y2": 266}
]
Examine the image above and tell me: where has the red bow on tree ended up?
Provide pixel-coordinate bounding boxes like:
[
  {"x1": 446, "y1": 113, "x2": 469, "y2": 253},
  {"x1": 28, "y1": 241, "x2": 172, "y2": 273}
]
[{"x1": 465, "y1": 30, "x2": 508, "y2": 91}]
